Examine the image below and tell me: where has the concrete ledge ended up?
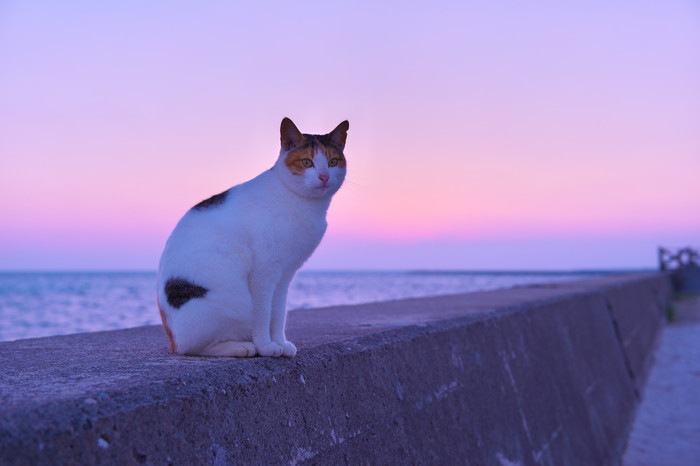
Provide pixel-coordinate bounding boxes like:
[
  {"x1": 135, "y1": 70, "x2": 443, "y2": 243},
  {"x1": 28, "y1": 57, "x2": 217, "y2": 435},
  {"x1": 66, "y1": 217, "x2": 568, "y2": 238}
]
[{"x1": 0, "y1": 273, "x2": 672, "y2": 465}]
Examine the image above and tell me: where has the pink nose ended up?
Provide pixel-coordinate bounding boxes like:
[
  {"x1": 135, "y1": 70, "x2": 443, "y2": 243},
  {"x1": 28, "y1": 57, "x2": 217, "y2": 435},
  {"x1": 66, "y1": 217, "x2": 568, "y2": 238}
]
[{"x1": 318, "y1": 173, "x2": 329, "y2": 184}]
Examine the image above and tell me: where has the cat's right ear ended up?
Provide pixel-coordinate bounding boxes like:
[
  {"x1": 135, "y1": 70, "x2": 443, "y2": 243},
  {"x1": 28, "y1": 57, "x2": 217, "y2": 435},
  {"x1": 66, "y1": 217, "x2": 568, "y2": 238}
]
[{"x1": 280, "y1": 117, "x2": 304, "y2": 151}]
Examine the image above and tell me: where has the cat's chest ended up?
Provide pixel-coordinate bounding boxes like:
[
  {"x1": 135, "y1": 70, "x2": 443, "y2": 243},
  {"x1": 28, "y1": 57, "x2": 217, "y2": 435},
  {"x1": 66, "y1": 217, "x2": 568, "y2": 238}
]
[
  {"x1": 243, "y1": 191, "x2": 326, "y2": 243},
  {"x1": 263, "y1": 203, "x2": 326, "y2": 243},
  {"x1": 245, "y1": 204, "x2": 325, "y2": 267}
]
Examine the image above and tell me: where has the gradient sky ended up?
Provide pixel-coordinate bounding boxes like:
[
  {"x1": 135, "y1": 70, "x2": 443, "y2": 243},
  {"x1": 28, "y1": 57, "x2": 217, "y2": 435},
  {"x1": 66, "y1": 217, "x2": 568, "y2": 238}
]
[{"x1": 1, "y1": 1, "x2": 699, "y2": 270}]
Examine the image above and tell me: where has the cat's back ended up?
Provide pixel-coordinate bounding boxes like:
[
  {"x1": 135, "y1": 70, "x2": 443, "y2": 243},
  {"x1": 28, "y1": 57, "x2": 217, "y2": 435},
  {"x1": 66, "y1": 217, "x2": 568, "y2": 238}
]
[
  {"x1": 174, "y1": 169, "x2": 274, "y2": 224},
  {"x1": 162, "y1": 170, "x2": 278, "y2": 251}
]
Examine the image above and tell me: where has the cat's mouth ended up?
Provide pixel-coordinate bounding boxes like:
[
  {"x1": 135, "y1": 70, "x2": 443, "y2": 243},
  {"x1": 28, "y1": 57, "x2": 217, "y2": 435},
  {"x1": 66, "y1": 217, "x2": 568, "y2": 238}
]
[{"x1": 313, "y1": 183, "x2": 333, "y2": 195}]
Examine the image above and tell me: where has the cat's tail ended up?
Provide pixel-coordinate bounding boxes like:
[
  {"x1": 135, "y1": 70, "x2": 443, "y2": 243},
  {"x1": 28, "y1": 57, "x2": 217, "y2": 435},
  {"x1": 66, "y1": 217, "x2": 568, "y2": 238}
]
[
  {"x1": 160, "y1": 286, "x2": 256, "y2": 357},
  {"x1": 157, "y1": 297, "x2": 177, "y2": 353}
]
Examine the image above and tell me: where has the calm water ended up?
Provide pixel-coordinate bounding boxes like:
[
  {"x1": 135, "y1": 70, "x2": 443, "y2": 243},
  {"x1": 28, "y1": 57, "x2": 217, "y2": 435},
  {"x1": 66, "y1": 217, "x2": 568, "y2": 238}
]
[{"x1": 0, "y1": 270, "x2": 614, "y2": 342}]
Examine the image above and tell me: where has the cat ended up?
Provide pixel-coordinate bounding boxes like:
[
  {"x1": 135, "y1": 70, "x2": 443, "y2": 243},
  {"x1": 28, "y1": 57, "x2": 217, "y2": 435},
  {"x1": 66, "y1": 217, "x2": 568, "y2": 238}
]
[{"x1": 157, "y1": 117, "x2": 349, "y2": 357}]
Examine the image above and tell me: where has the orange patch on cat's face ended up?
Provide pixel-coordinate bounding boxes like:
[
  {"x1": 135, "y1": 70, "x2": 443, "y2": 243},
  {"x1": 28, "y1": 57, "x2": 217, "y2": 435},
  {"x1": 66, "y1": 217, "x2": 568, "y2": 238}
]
[
  {"x1": 284, "y1": 136, "x2": 346, "y2": 175},
  {"x1": 285, "y1": 143, "x2": 315, "y2": 175},
  {"x1": 158, "y1": 299, "x2": 177, "y2": 353}
]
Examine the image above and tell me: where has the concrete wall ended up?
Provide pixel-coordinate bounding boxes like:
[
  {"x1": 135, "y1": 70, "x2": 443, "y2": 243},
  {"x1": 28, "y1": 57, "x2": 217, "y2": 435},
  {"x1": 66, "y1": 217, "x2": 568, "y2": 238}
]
[{"x1": 0, "y1": 273, "x2": 672, "y2": 465}]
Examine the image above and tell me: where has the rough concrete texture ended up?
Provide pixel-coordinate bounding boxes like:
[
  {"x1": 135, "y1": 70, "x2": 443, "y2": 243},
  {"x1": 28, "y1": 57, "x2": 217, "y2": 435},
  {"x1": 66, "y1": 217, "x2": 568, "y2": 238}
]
[
  {"x1": 623, "y1": 295, "x2": 700, "y2": 465},
  {"x1": 561, "y1": 275, "x2": 671, "y2": 395},
  {"x1": 0, "y1": 273, "x2": 672, "y2": 465}
]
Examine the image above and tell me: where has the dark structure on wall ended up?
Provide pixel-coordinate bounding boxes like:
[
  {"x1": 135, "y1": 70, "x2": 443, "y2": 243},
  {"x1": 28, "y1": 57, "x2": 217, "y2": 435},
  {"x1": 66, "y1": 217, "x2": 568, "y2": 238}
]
[{"x1": 659, "y1": 246, "x2": 700, "y2": 293}]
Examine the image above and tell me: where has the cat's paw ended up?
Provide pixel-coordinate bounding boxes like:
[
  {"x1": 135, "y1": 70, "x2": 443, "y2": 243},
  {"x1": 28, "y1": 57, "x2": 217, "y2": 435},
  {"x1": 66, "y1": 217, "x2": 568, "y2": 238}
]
[
  {"x1": 257, "y1": 341, "x2": 284, "y2": 357},
  {"x1": 280, "y1": 341, "x2": 297, "y2": 358}
]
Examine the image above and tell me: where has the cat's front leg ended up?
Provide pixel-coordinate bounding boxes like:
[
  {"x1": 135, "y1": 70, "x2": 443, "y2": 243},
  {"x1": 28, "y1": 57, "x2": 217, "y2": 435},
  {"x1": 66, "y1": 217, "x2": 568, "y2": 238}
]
[
  {"x1": 270, "y1": 272, "x2": 297, "y2": 357},
  {"x1": 249, "y1": 270, "x2": 284, "y2": 357}
]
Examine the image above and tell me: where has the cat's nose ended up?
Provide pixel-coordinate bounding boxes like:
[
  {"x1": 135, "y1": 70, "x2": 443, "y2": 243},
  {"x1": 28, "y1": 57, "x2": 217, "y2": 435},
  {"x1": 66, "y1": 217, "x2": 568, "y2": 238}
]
[{"x1": 318, "y1": 173, "x2": 330, "y2": 184}]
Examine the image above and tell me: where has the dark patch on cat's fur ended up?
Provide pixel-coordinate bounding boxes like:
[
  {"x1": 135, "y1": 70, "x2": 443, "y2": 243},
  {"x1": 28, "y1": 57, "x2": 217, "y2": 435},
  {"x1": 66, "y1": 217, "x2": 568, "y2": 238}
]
[
  {"x1": 164, "y1": 278, "x2": 208, "y2": 309},
  {"x1": 193, "y1": 190, "x2": 229, "y2": 210},
  {"x1": 301, "y1": 134, "x2": 345, "y2": 156}
]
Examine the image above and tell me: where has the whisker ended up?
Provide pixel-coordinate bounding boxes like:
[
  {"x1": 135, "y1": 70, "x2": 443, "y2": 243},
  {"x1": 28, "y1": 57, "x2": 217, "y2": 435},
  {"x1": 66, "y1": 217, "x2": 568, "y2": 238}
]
[{"x1": 340, "y1": 178, "x2": 363, "y2": 194}]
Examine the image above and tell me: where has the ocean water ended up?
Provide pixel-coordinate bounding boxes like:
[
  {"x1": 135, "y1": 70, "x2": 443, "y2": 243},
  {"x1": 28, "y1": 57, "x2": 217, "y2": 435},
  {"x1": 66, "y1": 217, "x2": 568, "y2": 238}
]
[{"x1": 0, "y1": 270, "x2": 612, "y2": 342}]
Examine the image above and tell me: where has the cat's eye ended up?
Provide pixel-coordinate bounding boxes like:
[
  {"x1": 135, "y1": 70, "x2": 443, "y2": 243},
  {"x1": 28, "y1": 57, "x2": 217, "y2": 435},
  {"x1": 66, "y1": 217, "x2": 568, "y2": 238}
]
[
  {"x1": 328, "y1": 158, "x2": 339, "y2": 167},
  {"x1": 301, "y1": 159, "x2": 313, "y2": 168}
]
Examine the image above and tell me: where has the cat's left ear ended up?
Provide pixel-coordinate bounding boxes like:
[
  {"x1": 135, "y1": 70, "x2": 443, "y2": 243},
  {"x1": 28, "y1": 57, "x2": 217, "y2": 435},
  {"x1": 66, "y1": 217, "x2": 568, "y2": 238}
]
[{"x1": 328, "y1": 120, "x2": 349, "y2": 151}]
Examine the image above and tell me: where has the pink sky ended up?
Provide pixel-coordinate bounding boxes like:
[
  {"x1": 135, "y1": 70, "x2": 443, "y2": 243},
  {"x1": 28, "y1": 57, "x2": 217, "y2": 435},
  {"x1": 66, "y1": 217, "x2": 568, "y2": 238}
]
[{"x1": 1, "y1": 1, "x2": 699, "y2": 270}]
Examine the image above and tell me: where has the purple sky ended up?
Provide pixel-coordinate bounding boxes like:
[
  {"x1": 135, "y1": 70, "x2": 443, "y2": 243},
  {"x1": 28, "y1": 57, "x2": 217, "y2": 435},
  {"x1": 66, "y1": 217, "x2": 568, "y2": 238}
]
[{"x1": 1, "y1": 1, "x2": 699, "y2": 270}]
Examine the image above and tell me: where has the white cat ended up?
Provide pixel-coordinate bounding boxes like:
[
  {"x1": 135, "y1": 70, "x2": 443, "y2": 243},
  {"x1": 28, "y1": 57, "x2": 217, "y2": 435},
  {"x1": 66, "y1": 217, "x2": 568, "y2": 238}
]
[{"x1": 157, "y1": 118, "x2": 348, "y2": 357}]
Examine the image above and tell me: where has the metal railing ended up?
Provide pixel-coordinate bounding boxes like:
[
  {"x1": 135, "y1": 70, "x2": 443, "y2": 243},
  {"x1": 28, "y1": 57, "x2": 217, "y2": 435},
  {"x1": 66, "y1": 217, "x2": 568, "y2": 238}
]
[{"x1": 658, "y1": 247, "x2": 699, "y2": 271}]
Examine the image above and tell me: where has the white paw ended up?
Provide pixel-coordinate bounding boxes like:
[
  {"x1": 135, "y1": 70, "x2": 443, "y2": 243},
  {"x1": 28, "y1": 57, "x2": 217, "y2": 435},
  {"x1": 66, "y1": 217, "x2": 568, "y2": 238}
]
[
  {"x1": 257, "y1": 341, "x2": 284, "y2": 357},
  {"x1": 280, "y1": 341, "x2": 297, "y2": 358}
]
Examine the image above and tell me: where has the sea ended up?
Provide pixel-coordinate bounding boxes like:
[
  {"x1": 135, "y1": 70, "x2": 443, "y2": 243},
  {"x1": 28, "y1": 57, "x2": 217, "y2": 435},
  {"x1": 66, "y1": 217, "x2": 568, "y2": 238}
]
[{"x1": 0, "y1": 270, "x2": 625, "y2": 342}]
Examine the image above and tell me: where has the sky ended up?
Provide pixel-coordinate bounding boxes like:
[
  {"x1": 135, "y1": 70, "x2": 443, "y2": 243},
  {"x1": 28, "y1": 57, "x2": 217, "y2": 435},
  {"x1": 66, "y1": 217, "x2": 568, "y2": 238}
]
[{"x1": 1, "y1": 1, "x2": 698, "y2": 271}]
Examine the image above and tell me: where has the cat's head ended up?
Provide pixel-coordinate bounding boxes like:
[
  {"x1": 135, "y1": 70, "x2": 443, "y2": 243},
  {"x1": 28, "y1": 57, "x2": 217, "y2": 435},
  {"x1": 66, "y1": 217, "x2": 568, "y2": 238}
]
[{"x1": 275, "y1": 117, "x2": 348, "y2": 199}]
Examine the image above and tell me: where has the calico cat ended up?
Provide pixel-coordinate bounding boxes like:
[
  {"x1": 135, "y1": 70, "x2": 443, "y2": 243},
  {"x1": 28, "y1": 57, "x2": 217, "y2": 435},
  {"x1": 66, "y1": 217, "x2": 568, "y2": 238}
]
[{"x1": 157, "y1": 118, "x2": 348, "y2": 357}]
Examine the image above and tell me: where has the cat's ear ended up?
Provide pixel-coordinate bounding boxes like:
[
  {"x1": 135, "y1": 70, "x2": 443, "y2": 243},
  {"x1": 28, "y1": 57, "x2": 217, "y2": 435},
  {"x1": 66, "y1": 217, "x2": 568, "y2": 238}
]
[
  {"x1": 328, "y1": 120, "x2": 349, "y2": 151},
  {"x1": 280, "y1": 117, "x2": 304, "y2": 151}
]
